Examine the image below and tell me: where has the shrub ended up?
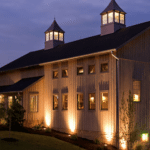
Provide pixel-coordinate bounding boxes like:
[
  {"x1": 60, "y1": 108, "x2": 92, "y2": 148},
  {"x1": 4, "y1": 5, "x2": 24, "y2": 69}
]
[
  {"x1": 94, "y1": 138, "x2": 100, "y2": 144},
  {"x1": 71, "y1": 134, "x2": 78, "y2": 140},
  {"x1": 132, "y1": 141, "x2": 147, "y2": 150},
  {"x1": 32, "y1": 124, "x2": 42, "y2": 131},
  {"x1": 45, "y1": 127, "x2": 51, "y2": 133}
]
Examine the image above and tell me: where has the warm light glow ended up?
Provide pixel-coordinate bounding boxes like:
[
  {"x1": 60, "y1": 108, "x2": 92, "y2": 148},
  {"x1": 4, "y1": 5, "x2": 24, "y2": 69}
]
[
  {"x1": 103, "y1": 14, "x2": 107, "y2": 25},
  {"x1": 133, "y1": 94, "x2": 139, "y2": 102},
  {"x1": 54, "y1": 32, "x2": 58, "y2": 40},
  {"x1": 120, "y1": 14, "x2": 124, "y2": 24},
  {"x1": 69, "y1": 118, "x2": 75, "y2": 133},
  {"x1": 90, "y1": 97, "x2": 94, "y2": 102},
  {"x1": 8, "y1": 96, "x2": 13, "y2": 108},
  {"x1": 115, "y1": 12, "x2": 119, "y2": 23},
  {"x1": 104, "y1": 125, "x2": 113, "y2": 143},
  {"x1": 142, "y1": 133, "x2": 149, "y2": 142},
  {"x1": 108, "y1": 12, "x2": 113, "y2": 23},
  {"x1": 50, "y1": 32, "x2": 53, "y2": 40},
  {"x1": 120, "y1": 138, "x2": 126, "y2": 149},
  {"x1": 59, "y1": 33, "x2": 63, "y2": 41},
  {"x1": 102, "y1": 95, "x2": 106, "y2": 102},
  {"x1": 45, "y1": 112, "x2": 51, "y2": 127},
  {"x1": 46, "y1": 32, "x2": 49, "y2": 41}
]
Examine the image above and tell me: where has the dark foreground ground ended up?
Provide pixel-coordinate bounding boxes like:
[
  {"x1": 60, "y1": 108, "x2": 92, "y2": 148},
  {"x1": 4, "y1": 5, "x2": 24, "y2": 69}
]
[{"x1": 0, "y1": 125, "x2": 117, "y2": 150}]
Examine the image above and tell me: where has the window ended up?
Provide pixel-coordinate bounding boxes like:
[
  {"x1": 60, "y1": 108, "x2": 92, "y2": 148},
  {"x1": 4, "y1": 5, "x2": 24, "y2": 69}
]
[
  {"x1": 101, "y1": 63, "x2": 108, "y2": 72},
  {"x1": 77, "y1": 67, "x2": 84, "y2": 75},
  {"x1": 133, "y1": 81, "x2": 141, "y2": 102},
  {"x1": 59, "y1": 33, "x2": 63, "y2": 41},
  {"x1": 103, "y1": 14, "x2": 107, "y2": 25},
  {"x1": 54, "y1": 32, "x2": 58, "y2": 40},
  {"x1": 46, "y1": 33, "x2": 49, "y2": 41},
  {"x1": 30, "y1": 94, "x2": 38, "y2": 112},
  {"x1": 53, "y1": 71, "x2": 58, "y2": 78},
  {"x1": 53, "y1": 94, "x2": 58, "y2": 110},
  {"x1": 77, "y1": 94, "x2": 84, "y2": 110},
  {"x1": 8, "y1": 96, "x2": 13, "y2": 108},
  {"x1": 108, "y1": 12, "x2": 113, "y2": 23},
  {"x1": 88, "y1": 65, "x2": 95, "y2": 74},
  {"x1": 50, "y1": 32, "x2": 53, "y2": 40},
  {"x1": 120, "y1": 14, "x2": 124, "y2": 24},
  {"x1": 101, "y1": 92, "x2": 108, "y2": 110},
  {"x1": 115, "y1": 12, "x2": 119, "y2": 23},
  {"x1": 89, "y1": 93, "x2": 95, "y2": 110},
  {"x1": 62, "y1": 94, "x2": 68, "y2": 110},
  {"x1": 0, "y1": 95, "x2": 4, "y2": 103},
  {"x1": 62, "y1": 69, "x2": 68, "y2": 77}
]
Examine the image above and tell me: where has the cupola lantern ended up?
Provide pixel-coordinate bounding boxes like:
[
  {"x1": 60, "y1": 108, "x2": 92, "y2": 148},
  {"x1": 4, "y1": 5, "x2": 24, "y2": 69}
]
[
  {"x1": 44, "y1": 19, "x2": 65, "y2": 50},
  {"x1": 100, "y1": 0, "x2": 126, "y2": 36}
]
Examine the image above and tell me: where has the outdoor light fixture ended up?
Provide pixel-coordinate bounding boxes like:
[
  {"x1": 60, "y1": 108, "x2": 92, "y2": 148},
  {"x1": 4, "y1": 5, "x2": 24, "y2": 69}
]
[{"x1": 142, "y1": 133, "x2": 149, "y2": 142}]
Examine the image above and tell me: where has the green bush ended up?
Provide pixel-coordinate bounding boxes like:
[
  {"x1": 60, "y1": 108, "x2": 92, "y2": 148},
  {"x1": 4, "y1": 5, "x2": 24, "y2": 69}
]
[
  {"x1": 45, "y1": 127, "x2": 51, "y2": 133},
  {"x1": 71, "y1": 134, "x2": 78, "y2": 140},
  {"x1": 33, "y1": 124, "x2": 43, "y2": 131}
]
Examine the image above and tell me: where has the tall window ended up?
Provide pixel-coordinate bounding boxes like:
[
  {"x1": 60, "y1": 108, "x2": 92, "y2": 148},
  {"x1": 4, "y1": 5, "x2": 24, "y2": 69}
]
[
  {"x1": 108, "y1": 12, "x2": 113, "y2": 23},
  {"x1": 89, "y1": 93, "x2": 95, "y2": 110},
  {"x1": 46, "y1": 33, "x2": 49, "y2": 41},
  {"x1": 62, "y1": 69, "x2": 68, "y2": 77},
  {"x1": 120, "y1": 14, "x2": 124, "y2": 24},
  {"x1": 53, "y1": 94, "x2": 58, "y2": 110},
  {"x1": 103, "y1": 14, "x2": 107, "y2": 25},
  {"x1": 59, "y1": 33, "x2": 63, "y2": 41},
  {"x1": 88, "y1": 65, "x2": 95, "y2": 74},
  {"x1": 115, "y1": 12, "x2": 119, "y2": 23},
  {"x1": 54, "y1": 32, "x2": 58, "y2": 40},
  {"x1": 30, "y1": 94, "x2": 38, "y2": 112},
  {"x1": 133, "y1": 81, "x2": 141, "y2": 102},
  {"x1": 50, "y1": 32, "x2": 53, "y2": 40},
  {"x1": 77, "y1": 94, "x2": 84, "y2": 110},
  {"x1": 0, "y1": 95, "x2": 3, "y2": 103},
  {"x1": 53, "y1": 71, "x2": 58, "y2": 78},
  {"x1": 77, "y1": 67, "x2": 84, "y2": 75},
  {"x1": 101, "y1": 92, "x2": 108, "y2": 110},
  {"x1": 8, "y1": 96, "x2": 13, "y2": 108},
  {"x1": 62, "y1": 94, "x2": 68, "y2": 110}
]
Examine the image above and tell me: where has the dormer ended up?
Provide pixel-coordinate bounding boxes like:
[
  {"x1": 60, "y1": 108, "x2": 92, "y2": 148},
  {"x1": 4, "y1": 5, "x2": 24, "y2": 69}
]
[
  {"x1": 44, "y1": 19, "x2": 65, "y2": 50},
  {"x1": 100, "y1": 0, "x2": 126, "y2": 36}
]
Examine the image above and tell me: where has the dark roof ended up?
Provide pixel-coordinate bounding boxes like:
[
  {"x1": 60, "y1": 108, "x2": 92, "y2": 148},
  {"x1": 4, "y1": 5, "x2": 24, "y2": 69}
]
[
  {"x1": 0, "y1": 21, "x2": 150, "y2": 72},
  {"x1": 45, "y1": 20, "x2": 65, "y2": 33},
  {"x1": 101, "y1": 0, "x2": 126, "y2": 14},
  {"x1": 0, "y1": 76, "x2": 43, "y2": 93}
]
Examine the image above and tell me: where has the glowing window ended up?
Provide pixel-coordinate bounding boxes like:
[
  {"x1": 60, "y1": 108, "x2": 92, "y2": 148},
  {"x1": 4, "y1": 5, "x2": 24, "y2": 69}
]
[
  {"x1": 59, "y1": 33, "x2": 63, "y2": 41},
  {"x1": 62, "y1": 94, "x2": 68, "y2": 110},
  {"x1": 142, "y1": 133, "x2": 149, "y2": 142},
  {"x1": 53, "y1": 95, "x2": 58, "y2": 110},
  {"x1": 46, "y1": 33, "x2": 49, "y2": 41},
  {"x1": 77, "y1": 67, "x2": 84, "y2": 75},
  {"x1": 103, "y1": 14, "x2": 107, "y2": 25},
  {"x1": 101, "y1": 63, "x2": 108, "y2": 72},
  {"x1": 50, "y1": 32, "x2": 53, "y2": 40},
  {"x1": 53, "y1": 71, "x2": 58, "y2": 78},
  {"x1": 0, "y1": 95, "x2": 4, "y2": 103},
  {"x1": 54, "y1": 32, "x2": 58, "y2": 40},
  {"x1": 77, "y1": 94, "x2": 84, "y2": 110},
  {"x1": 88, "y1": 65, "x2": 95, "y2": 74},
  {"x1": 8, "y1": 96, "x2": 13, "y2": 108},
  {"x1": 62, "y1": 69, "x2": 68, "y2": 77},
  {"x1": 115, "y1": 12, "x2": 119, "y2": 23},
  {"x1": 120, "y1": 14, "x2": 124, "y2": 24},
  {"x1": 30, "y1": 94, "x2": 38, "y2": 112},
  {"x1": 101, "y1": 92, "x2": 108, "y2": 110},
  {"x1": 133, "y1": 81, "x2": 141, "y2": 102},
  {"x1": 89, "y1": 93, "x2": 95, "y2": 110},
  {"x1": 108, "y1": 12, "x2": 113, "y2": 23}
]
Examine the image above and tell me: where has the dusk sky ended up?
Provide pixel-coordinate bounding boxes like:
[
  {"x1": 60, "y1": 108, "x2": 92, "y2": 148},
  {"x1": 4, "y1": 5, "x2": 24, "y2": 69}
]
[{"x1": 0, "y1": 0, "x2": 150, "y2": 67}]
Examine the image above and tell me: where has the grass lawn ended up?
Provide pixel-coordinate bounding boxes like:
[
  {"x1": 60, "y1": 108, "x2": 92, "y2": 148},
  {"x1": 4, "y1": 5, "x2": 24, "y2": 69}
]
[{"x1": 0, "y1": 131, "x2": 85, "y2": 150}]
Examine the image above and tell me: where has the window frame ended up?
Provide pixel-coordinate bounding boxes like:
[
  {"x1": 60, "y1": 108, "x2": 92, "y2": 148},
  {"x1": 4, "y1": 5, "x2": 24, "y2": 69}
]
[
  {"x1": 88, "y1": 65, "x2": 95, "y2": 74},
  {"x1": 62, "y1": 69, "x2": 68, "y2": 78},
  {"x1": 77, "y1": 93, "x2": 84, "y2": 110},
  {"x1": 102, "y1": 14, "x2": 107, "y2": 25},
  {"x1": 120, "y1": 13, "x2": 125, "y2": 24},
  {"x1": 59, "y1": 32, "x2": 63, "y2": 41},
  {"x1": 53, "y1": 94, "x2": 59, "y2": 110},
  {"x1": 100, "y1": 91, "x2": 109, "y2": 111},
  {"x1": 133, "y1": 80, "x2": 141, "y2": 102},
  {"x1": 46, "y1": 32, "x2": 50, "y2": 41},
  {"x1": 88, "y1": 93, "x2": 96, "y2": 110},
  {"x1": 77, "y1": 66, "x2": 84, "y2": 75},
  {"x1": 29, "y1": 93, "x2": 39, "y2": 113},
  {"x1": 62, "y1": 94, "x2": 68, "y2": 110},
  {"x1": 100, "y1": 62, "x2": 109, "y2": 73},
  {"x1": 108, "y1": 11, "x2": 113, "y2": 23},
  {"x1": 53, "y1": 70, "x2": 58, "y2": 79},
  {"x1": 54, "y1": 31, "x2": 58, "y2": 40}
]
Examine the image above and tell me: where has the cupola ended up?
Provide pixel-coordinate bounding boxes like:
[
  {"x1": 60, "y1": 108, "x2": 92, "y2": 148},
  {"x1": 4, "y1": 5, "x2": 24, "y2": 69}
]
[
  {"x1": 44, "y1": 19, "x2": 65, "y2": 50},
  {"x1": 100, "y1": 0, "x2": 126, "y2": 36}
]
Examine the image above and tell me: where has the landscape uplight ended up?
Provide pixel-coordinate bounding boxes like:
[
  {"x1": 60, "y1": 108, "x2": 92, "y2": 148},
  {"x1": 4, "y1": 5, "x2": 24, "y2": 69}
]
[{"x1": 142, "y1": 133, "x2": 149, "y2": 142}]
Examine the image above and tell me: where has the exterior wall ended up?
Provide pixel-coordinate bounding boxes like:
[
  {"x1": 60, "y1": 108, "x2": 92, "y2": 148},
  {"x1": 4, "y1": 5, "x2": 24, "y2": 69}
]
[{"x1": 43, "y1": 53, "x2": 117, "y2": 145}]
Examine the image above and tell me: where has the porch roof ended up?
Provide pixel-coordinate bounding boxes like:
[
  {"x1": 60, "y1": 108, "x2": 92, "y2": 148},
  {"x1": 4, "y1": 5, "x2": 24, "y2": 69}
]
[{"x1": 0, "y1": 76, "x2": 43, "y2": 93}]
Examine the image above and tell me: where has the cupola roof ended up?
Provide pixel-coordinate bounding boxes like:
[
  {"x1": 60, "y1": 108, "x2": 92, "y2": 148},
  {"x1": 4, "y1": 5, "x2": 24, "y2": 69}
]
[
  {"x1": 45, "y1": 19, "x2": 65, "y2": 33},
  {"x1": 101, "y1": 0, "x2": 126, "y2": 14}
]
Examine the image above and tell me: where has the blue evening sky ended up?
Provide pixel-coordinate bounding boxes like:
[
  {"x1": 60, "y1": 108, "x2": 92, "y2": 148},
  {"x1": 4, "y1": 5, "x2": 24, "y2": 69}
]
[{"x1": 0, "y1": 0, "x2": 150, "y2": 67}]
